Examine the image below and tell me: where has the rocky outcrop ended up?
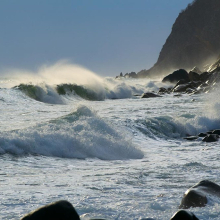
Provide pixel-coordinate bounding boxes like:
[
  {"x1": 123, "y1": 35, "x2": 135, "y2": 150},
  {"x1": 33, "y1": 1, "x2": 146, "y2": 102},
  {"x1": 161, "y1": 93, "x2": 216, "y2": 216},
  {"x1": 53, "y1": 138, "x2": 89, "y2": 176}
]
[
  {"x1": 162, "y1": 69, "x2": 189, "y2": 83},
  {"x1": 159, "y1": 54, "x2": 220, "y2": 96},
  {"x1": 138, "y1": 0, "x2": 220, "y2": 78},
  {"x1": 115, "y1": 71, "x2": 137, "y2": 79},
  {"x1": 179, "y1": 180, "x2": 220, "y2": 209}
]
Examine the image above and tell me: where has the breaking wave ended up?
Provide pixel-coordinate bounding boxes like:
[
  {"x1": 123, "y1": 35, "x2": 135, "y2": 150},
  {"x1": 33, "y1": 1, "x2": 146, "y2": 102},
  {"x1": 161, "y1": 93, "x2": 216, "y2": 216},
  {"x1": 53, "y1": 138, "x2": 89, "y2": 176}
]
[
  {"x1": 0, "y1": 105, "x2": 144, "y2": 160},
  {"x1": 134, "y1": 114, "x2": 220, "y2": 140},
  {"x1": 14, "y1": 83, "x2": 65, "y2": 104},
  {"x1": 13, "y1": 79, "x2": 167, "y2": 103}
]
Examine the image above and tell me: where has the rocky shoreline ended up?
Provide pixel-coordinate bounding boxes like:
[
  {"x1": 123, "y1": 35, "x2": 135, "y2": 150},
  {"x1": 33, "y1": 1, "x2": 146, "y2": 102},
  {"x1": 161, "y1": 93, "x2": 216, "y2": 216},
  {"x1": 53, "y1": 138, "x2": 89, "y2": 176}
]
[
  {"x1": 21, "y1": 180, "x2": 220, "y2": 219},
  {"x1": 20, "y1": 63, "x2": 220, "y2": 219},
  {"x1": 139, "y1": 56, "x2": 220, "y2": 143}
]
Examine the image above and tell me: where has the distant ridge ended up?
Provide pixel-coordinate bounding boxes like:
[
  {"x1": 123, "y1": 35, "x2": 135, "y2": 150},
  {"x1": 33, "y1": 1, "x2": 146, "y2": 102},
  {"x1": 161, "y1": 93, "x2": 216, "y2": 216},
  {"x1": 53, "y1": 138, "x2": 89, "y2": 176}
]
[{"x1": 138, "y1": 0, "x2": 220, "y2": 78}]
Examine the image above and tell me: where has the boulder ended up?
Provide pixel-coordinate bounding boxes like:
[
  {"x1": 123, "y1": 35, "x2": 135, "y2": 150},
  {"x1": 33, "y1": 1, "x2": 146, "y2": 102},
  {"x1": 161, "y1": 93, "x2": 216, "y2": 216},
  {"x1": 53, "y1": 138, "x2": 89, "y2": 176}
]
[
  {"x1": 212, "y1": 129, "x2": 220, "y2": 135},
  {"x1": 172, "y1": 81, "x2": 200, "y2": 93},
  {"x1": 141, "y1": 92, "x2": 162, "y2": 98},
  {"x1": 179, "y1": 180, "x2": 220, "y2": 209},
  {"x1": 162, "y1": 69, "x2": 189, "y2": 83},
  {"x1": 188, "y1": 71, "x2": 200, "y2": 81},
  {"x1": 198, "y1": 133, "x2": 207, "y2": 137},
  {"x1": 170, "y1": 210, "x2": 199, "y2": 220},
  {"x1": 21, "y1": 200, "x2": 80, "y2": 220},
  {"x1": 202, "y1": 134, "x2": 219, "y2": 142}
]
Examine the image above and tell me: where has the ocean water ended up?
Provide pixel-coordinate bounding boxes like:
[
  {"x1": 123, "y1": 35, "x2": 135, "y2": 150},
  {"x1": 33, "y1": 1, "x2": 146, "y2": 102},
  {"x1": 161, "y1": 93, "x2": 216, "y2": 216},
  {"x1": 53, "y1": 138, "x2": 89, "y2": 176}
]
[{"x1": 1, "y1": 68, "x2": 220, "y2": 219}]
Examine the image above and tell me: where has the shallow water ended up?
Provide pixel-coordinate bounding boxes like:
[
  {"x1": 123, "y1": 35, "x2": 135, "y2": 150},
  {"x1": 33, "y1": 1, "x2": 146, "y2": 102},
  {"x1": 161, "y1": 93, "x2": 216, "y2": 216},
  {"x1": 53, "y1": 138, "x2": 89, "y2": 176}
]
[{"x1": 0, "y1": 78, "x2": 220, "y2": 219}]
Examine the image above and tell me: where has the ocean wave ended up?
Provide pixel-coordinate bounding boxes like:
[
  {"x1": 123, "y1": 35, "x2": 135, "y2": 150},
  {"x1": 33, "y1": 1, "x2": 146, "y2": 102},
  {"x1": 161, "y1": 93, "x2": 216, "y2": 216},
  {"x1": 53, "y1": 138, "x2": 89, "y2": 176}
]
[
  {"x1": 0, "y1": 105, "x2": 144, "y2": 160},
  {"x1": 56, "y1": 83, "x2": 105, "y2": 101},
  {"x1": 14, "y1": 83, "x2": 65, "y2": 104},
  {"x1": 13, "y1": 78, "x2": 166, "y2": 103},
  {"x1": 135, "y1": 116, "x2": 186, "y2": 139},
  {"x1": 134, "y1": 114, "x2": 220, "y2": 139}
]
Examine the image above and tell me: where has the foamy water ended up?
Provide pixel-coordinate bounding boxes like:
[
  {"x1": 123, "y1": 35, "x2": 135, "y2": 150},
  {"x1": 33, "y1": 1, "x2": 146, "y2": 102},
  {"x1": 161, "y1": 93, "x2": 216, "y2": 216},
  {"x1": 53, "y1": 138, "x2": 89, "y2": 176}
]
[{"x1": 0, "y1": 65, "x2": 220, "y2": 219}]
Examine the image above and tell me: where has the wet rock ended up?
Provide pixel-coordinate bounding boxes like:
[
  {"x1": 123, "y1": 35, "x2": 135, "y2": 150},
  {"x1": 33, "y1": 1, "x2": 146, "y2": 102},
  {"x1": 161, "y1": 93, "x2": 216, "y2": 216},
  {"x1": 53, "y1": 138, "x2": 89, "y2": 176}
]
[
  {"x1": 202, "y1": 134, "x2": 219, "y2": 142},
  {"x1": 173, "y1": 79, "x2": 189, "y2": 88},
  {"x1": 179, "y1": 180, "x2": 220, "y2": 209},
  {"x1": 141, "y1": 93, "x2": 162, "y2": 98},
  {"x1": 172, "y1": 81, "x2": 200, "y2": 93},
  {"x1": 188, "y1": 71, "x2": 200, "y2": 81},
  {"x1": 191, "y1": 67, "x2": 201, "y2": 74},
  {"x1": 21, "y1": 200, "x2": 80, "y2": 220},
  {"x1": 183, "y1": 136, "x2": 198, "y2": 141},
  {"x1": 158, "y1": 87, "x2": 168, "y2": 94},
  {"x1": 170, "y1": 210, "x2": 199, "y2": 220},
  {"x1": 212, "y1": 129, "x2": 220, "y2": 135},
  {"x1": 207, "y1": 56, "x2": 220, "y2": 72},
  {"x1": 199, "y1": 72, "x2": 211, "y2": 83},
  {"x1": 198, "y1": 133, "x2": 207, "y2": 137},
  {"x1": 162, "y1": 69, "x2": 189, "y2": 83}
]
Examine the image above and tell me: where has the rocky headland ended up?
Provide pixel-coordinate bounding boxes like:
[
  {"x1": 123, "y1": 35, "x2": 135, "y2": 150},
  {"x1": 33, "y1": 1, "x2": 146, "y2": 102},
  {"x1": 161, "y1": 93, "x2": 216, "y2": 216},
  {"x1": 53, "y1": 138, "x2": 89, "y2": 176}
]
[{"x1": 116, "y1": 0, "x2": 220, "y2": 79}]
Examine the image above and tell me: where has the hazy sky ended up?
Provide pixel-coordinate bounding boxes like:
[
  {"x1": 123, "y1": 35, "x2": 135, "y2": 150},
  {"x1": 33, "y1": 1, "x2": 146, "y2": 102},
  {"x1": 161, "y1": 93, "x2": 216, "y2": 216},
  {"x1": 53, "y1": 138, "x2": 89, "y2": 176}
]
[{"x1": 0, "y1": 0, "x2": 193, "y2": 77}]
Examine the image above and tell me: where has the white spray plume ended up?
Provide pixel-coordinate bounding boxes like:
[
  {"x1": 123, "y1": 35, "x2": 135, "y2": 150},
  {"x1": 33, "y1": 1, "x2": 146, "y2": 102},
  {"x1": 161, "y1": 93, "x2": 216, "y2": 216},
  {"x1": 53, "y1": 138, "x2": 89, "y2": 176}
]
[{"x1": 0, "y1": 60, "x2": 104, "y2": 92}]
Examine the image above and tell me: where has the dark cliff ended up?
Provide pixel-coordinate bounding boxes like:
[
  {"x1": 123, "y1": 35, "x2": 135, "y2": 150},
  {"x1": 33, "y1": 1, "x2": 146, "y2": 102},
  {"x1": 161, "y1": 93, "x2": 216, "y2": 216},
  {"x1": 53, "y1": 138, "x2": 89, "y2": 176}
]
[{"x1": 138, "y1": 0, "x2": 220, "y2": 78}]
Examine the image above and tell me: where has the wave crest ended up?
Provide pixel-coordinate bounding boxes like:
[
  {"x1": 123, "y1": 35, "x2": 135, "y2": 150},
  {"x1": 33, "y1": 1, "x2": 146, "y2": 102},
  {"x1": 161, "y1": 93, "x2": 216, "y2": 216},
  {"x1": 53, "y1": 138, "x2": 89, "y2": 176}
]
[
  {"x1": 56, "y1": 83, "x2": 105, "y2": 101},
  {"x1": 0, "y1": 105, "x2": 144, "y2": 160},
  {"x1": 14, "y1": 83, "x2": 65, "y2": 104}
]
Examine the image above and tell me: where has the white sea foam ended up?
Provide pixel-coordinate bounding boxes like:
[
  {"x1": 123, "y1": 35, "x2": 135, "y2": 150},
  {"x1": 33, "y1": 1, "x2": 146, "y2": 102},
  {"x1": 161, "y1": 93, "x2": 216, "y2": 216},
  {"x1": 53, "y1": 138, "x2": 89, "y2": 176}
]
[
  {"x1": 0, "y1": 105, "x2": 143, "y2": 160},
  {"x1": 0, "y1": 62, "x2": 172, "y2": 102}
]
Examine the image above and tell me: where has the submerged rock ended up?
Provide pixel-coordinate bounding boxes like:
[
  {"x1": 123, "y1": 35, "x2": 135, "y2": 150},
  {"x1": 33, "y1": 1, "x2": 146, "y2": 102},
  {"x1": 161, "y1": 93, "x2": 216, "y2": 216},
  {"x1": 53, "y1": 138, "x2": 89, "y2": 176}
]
[
  {"x1": 183, "y1": 136, "x2": 198, "y2": 141},
  {"x1": 21, "y1": 200, "x2": 80, "y2": 220},
  {"x1": 179, "y1": 180, "x2": 220, "y2": 209},
  {"x1": 170, "y1": 210, "x2": 199, "y2": 220}
]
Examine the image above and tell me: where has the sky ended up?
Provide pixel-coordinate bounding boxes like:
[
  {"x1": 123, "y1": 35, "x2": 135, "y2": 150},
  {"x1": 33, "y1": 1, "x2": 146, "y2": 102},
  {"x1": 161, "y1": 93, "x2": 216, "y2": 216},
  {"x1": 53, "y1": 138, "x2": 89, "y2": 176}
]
[{"x1": 0, "y1": 0, "x2": 193, "y2": 77}]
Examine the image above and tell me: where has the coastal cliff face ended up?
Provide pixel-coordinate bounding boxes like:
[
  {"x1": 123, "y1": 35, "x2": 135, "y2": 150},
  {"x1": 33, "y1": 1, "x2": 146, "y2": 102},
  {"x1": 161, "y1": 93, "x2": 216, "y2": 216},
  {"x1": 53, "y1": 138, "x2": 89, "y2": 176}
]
[{"x1": 138, "y1": 0, "x2": 220, "y2": 78}]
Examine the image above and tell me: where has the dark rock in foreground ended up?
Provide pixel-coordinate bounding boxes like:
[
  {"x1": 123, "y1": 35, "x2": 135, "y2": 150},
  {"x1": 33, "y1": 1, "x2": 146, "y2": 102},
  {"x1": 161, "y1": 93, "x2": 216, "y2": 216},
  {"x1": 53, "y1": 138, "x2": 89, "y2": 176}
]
[
  {"x1": 170, "y1": 210, "x2": 199, "y2": 220},
  {"x1": 20, "y1": 200, "x2": 202, "y2": 220},
  {"x1": 179, "y1": 180, "x2": 220, "y2": 209},
  {"x1": 21, "y1": 200, "x2": 80, "y2": 220}
]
